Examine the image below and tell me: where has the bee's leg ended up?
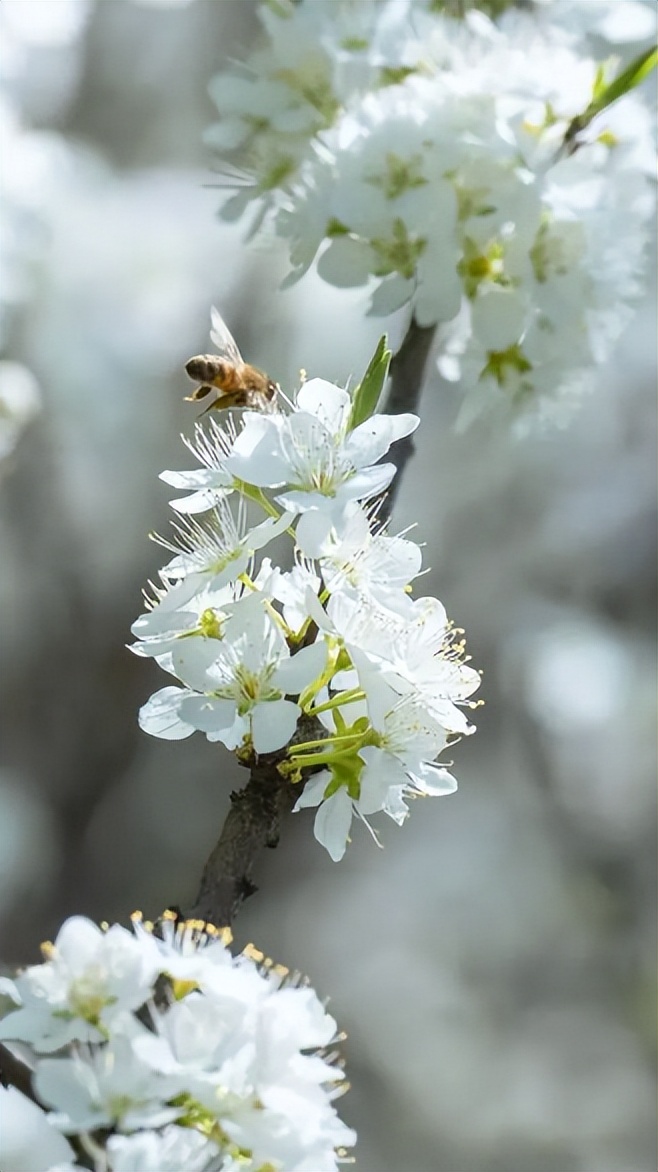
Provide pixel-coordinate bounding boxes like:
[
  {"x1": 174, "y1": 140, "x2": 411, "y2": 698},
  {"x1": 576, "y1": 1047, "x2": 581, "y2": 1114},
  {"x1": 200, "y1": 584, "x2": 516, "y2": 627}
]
[
  {"x1": 199, "y1": 392, "x2": 238, "y2": 416},
  {"x1": 184, "y1": 384, "x2": 214, "y2": 402}
]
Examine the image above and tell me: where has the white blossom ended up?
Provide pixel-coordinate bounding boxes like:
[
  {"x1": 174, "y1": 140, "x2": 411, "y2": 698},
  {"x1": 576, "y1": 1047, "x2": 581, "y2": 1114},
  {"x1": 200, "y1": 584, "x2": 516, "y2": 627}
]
[
  {"x1": 294, "y1": 676, "x2": 458, "y2": 861},
  {"x1": 225, "y1": 378, "x2": 418, "y2": 524},
  {"x1": 0, "y1": 917, "x2": 161, "y2": 1053},
  {"x1": 296, "y1": 502, "x2": 423, "y2": 613},
  {"x1": 34, "y1": 1032, "x2": 181, "y2": 1134},
  {"x1": 106, "y1": 1127, "x2": 219, "y2": 1172},
  {"x1": 155, "y1": 498, "x2": 292, "y2": 597},
  {"x1": 0, "y1": 361, "x2": 41, "y2": 465},
  {"x1": 205, "y1": 0, "x2": 654, "y2": 427},
  {"x1": 0, "y1": 914, "x2": 355, "y2": 1171},
  {"x1": 160, "y1": 416, "x2": 237, "y2": 515},
  {"x1": 140, "y1": 594, "x2": 327, "y2": 753},
  {"x1": 0, "y1": 1087, "x2": 75, "y2": 1172}
]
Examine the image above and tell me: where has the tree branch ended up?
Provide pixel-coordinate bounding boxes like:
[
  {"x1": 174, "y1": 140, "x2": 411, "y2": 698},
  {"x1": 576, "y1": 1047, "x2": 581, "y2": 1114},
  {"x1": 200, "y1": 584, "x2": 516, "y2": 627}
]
[
  {"x1": 0, "y1": 1042, "x2": 36, "y2": 1102},
  {"x1": 188, "y1": 716, "x2": 323, "y2": 927},
  {"x1": 379, "y1": 318, "x2": 436, "y2": 522}
]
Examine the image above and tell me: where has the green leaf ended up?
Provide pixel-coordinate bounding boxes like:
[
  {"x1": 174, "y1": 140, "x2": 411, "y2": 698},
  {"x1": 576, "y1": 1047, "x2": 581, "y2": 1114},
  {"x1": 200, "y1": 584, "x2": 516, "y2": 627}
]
[
  {"x1": 565, "y1": 47, "x2": 657, "y2": 147},
  {"x1": 348, "y1": 335, "x2": 391, "y2": 430}
]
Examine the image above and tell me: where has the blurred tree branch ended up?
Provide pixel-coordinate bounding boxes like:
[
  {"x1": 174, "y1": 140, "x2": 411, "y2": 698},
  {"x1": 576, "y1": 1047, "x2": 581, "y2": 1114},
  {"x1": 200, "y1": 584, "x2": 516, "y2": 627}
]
[{"x1": 379, "y1": 318, "x2": 436, "y2": 522}]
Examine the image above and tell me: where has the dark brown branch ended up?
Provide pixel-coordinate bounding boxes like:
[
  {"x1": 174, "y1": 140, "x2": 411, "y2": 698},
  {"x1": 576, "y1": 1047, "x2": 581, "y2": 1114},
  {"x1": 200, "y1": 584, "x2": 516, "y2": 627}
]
[
  {"x1": 188, "y1": 716, "x2": 323, "y2": 927},
  {"x1": 379, "y1": 318, "x2": 437, "y2": 522},
  {"x1": 0, "y1": 1042, "x2": 36, "y2": 1102},
  {"x1": 189, "y1": 764, "x2": 298, "y2": 926}
]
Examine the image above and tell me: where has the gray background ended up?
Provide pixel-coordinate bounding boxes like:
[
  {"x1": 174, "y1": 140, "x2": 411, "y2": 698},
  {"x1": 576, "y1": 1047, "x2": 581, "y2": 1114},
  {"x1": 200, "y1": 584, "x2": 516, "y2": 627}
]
[{"x1": 0, "y1": 3, "x2": 655, "y2": 1170}]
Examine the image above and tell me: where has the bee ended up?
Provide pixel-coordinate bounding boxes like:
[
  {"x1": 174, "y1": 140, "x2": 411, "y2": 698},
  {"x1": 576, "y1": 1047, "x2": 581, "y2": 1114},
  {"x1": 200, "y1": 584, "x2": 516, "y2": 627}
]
[{"x1": 184, "y1": 307, "x2": 278, "y2": 414}]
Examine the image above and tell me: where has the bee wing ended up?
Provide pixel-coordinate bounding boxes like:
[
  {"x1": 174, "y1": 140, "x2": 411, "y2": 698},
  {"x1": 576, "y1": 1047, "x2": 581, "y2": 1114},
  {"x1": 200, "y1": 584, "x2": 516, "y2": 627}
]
[{"x1": 209, "y1": 307, "x2": 243, "y2": 366}]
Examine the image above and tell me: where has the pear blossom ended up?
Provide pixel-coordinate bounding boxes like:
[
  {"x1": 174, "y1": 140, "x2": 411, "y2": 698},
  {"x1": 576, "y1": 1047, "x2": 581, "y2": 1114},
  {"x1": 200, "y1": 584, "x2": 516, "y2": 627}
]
[
  {"x1": 160, "y1": 417, "x2": 237, "y2": 515},
  {"x1": 130, "y1": 560, "x2": 277, "y2": 660},
  {"x1": 140, "y1": 594, "x2": 327, "y2": 754},
  {"x1": 296, "y1": 502, "x2": 423, "y2": 613},
  {"x1": 155, "y1": 497, "x2": 292, "y2": 597},
  {"x1": 0, "y1": 917, "x2": 161, "y2": 1053},
  {"x1": 294, "y1": 677, "x2": 458, "y2": 861},
  {"x1": 225, "y1": 377, "x2": 418, "y2": 525},
  {"x1": 34, "y1": 1033, "x2": 182, "y2": 1134}
]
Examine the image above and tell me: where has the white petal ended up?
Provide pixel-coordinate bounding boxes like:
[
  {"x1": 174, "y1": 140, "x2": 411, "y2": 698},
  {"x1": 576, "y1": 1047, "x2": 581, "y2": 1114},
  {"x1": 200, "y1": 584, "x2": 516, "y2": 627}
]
[
  {"x1": 178, "y1": 695, "x2": 237, "y2": 734},
  {"x1": 471, "y1": 286, "x2": 527, "y2": 351},
  {"x1": 317, "y1": 238, "x2": 374, "y2": 287},
  {"x1": 34, "y1": 1059, "x2": 102, "y2": 1130},
  {"x1": 138, "y1": 688, "x2": 195, "y2": 740},
  {"x1": 313, "y1": 790, "x2": 354, "y2": 861},
  {"x1": 293, "y1": 771, "x2": 331, "y2": 810},
  {"x1": 159, "y1": 469, "x2": 229, "y2": 490},
  {"x1": 336, "y1": 462, "x2": 396, "y2": 503},
  {"x1": 296, "y1": 379, "x2": 351, "y2": 435},
  {"x1": 54, "y1": 917, "x2": 104, "y2": 968},
  {"x1": 0, "y1": 1086, "x2": 75, "y2": 1172},
  {"x1": 358, "y1": 750, "x2": 405, "y2": 814},
  {"x1": 274, "y1": 640, "x2": 327, "y2": 695},
  {"x1": 368, "y1": 274, "x2": 415, "y2": 317},
  {"x1": 294, "y1": 509, "x2": 333, "y2": 557},
  {"x1": 169, "y1": 489, "x2": 228, "y2": 514},
  {"x1": 357, "y1": 774, "x2": 395, "y2": 816},
  {"x1": 248, "y1": 511, "x2": 295, "y2": 550},
  {"x1": 345, "y1": 412, "x2": 419, "y2": 467},
  {"x1": 226, "y1": 415, "x2": 288, "y2": 487},
  {"x1": 251, "y1": 699, "x2": 300, "y2": 753},
  {"x1": 383, "y1": 787, "x2": 409, "y2": 825},
  {"x1": 171, "y1": 639, "x2": 219, "y2": 691},
  {"x1": 275, "y1": 489, "x2": 334, "y2": 514},
  {"x1": 412, "y1": 762, "x2": 458, "y2": 796}
]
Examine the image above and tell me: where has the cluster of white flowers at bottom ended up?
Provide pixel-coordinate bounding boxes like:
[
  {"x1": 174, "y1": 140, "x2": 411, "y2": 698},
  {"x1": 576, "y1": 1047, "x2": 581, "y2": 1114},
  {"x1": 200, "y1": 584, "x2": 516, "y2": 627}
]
[
  {"x1": 130, "y1": 314, "x2": 480, "y2": 861},
  {"x1": 206, "y1": 0, "x2": 654, "y2": 429},
  {"x1": 0, "y1": 912, "x2": 354, "y2": 1172}
]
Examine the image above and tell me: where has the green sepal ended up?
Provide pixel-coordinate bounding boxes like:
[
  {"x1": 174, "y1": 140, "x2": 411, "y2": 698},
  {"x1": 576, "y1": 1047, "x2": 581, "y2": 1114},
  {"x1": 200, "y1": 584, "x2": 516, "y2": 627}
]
[
  {"x1": 565, "y1": 47, "x2": 657, "y2": 148},
  {"x1": 348, "y1": 335, "x2": 391, "y2": 431},
  {"x1": 323, "y1": 752, "x2": 364, "y2": 800}
]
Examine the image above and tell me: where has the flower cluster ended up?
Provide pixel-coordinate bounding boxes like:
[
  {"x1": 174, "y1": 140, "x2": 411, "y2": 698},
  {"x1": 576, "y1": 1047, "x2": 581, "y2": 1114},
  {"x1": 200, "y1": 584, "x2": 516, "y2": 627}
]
[
  {"x1": 0, "y1": 912, "x2": 354, "y2": 1172},
  {"x1": 130, "y1": 313, "x2": 480, "y2": 861},
  {"x1": 206, "y1": 0, "x2": 654, "y2": 427}
]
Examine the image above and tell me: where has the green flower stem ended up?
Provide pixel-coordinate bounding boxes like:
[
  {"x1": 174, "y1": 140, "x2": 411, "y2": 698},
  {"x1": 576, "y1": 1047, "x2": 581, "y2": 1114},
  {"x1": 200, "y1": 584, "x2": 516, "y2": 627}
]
[
  {"x1": 309, "y1": 688, "x2": 365, "y2": 715},
  {"x1": 289, "y1": 731, "x2": 362, "y2": 754},
  {"x1": 299, "y1": 642, "x2": 342, "y2": 711},
  {"x1": 287, "y1": 746, "x2": 362, "y2": 769},
  {"x1": 237, "y1": 480, "x2": 297, "y2": 538}
]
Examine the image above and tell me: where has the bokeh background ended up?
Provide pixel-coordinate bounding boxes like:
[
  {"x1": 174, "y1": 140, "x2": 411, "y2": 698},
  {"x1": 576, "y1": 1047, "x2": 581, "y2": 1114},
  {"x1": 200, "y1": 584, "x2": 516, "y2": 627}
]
[{"x1": 0, "y1": 3, "x2": 656, "y2": 1171}]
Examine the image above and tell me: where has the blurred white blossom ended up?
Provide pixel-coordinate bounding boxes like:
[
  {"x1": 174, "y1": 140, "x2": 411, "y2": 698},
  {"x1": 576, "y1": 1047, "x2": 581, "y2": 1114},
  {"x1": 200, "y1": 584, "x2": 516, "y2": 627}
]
[
  {"x1": 0, "y1": 912, "x2": 355, "y2": 1171},
  {"x1": 0, "y1": 361, "x2": 41, "y2": 465},
  {"x1": 206, "y1": 0, "x2": 655, "y2": 428},
  {"x1": 0, "y1": 1086, "x2": 75, "y2": 1172}
]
